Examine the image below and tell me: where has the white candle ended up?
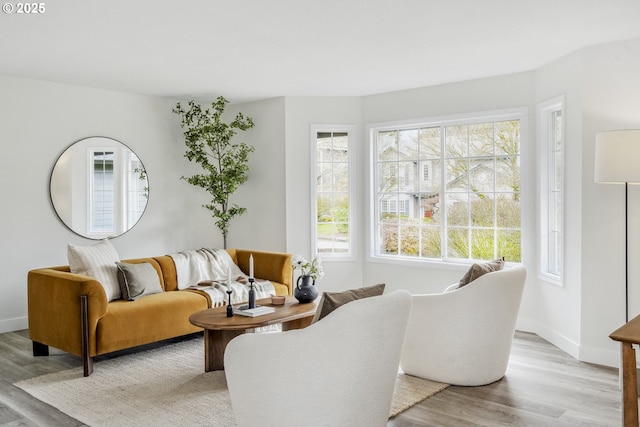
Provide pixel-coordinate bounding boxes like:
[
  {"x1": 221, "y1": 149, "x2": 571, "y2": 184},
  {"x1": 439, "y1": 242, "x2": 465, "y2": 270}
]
[
  {"x1": 227, "y1": 267, "x2": 232, "y2": 285},
  {"x1": 249, "y1": 254, "x2": 254, "y2": 279}
]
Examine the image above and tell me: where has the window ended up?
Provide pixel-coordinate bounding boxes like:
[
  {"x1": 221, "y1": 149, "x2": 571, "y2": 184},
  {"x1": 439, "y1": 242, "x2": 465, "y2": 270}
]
[
  {"x1": 538, "y1": 97, "x2": 564, "y2": 285},
  {"x1": 88, "y1": 146, "x2": 148, "y2": 238},
  {"x1": 371, "y1": 110, "x2": 523, "y2": 263},
  {"x1": 312, "y1": 126, "x2": 354, "y2": 258},
  {"x1": 423, "y1": 163, "x2": 430, "y2": 181},
  {"x1": 90, "y1": 150, "x2": 115, "y2": 234},
  {"x1": 127, "y1": 151, "x2": 148, "y2": 228}
]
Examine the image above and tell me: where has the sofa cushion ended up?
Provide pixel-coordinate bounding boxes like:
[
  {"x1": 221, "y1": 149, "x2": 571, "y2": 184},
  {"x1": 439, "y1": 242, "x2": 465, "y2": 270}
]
[
  {"x1": 68, "y1": 239, "x2": 121, "y2": 301},
  {"x1": 312, "y1": 283, "x2": 386, "y2": 323},
  {"x1": 458, "y1": 257, "x2": 505, "y2": 288},
  {"x1": 116, "y1": 262, "x2": 163, "y2": 301},
  {"x1": 96, "y1": 291, "x2": 208, "y2": 354}
]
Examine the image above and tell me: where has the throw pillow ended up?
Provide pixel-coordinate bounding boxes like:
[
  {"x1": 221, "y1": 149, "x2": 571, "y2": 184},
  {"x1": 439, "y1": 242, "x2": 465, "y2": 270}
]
[
  {"x1": 116, "y1": 262, "x2": 163, "y2": 301},
  {"x1": 458, "y1": 257, "x2": 505, "y2": 288},
  {"x1": 312, "y1": 283, "x2": 386, "y2": 323},
  {"x1": 68, "y1": 239, "x2": 121, "y2": 301}
]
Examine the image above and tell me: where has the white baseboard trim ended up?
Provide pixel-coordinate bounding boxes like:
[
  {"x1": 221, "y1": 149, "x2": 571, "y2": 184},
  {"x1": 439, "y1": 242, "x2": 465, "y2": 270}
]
[
  {"x1": 0, "y1": 314, "x2": 627, "y2": 368},
  {"x1": 0, "y1": 316, "x2": 28, "y2": 334},
  {"x1": 516, "y1": 316, "x2": 580, "y2": 360},
  {"x1": 578, "y1": 343, "x2": 621, "y2": 368},
  {"x1": 534, "y1": 324, "x2": 580, "y2": 360},
  {"x1": 517, "y1": 316, "x2": 621, "y2": 368}
]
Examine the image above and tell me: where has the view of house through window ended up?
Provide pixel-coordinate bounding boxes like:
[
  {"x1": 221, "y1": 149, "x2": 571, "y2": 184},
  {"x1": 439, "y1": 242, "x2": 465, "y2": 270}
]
[
  {"x1": 314, "y1": 129, "x2": 352, "y2": 256},
  {"x1": 372, "y1": 113, "x2": 522, "y2": 262}
]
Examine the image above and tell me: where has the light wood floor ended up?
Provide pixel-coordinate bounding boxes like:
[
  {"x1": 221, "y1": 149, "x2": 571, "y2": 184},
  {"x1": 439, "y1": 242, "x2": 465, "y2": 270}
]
[{"x1": 0, "y1": 330, "x2": 624, "y2": 426}]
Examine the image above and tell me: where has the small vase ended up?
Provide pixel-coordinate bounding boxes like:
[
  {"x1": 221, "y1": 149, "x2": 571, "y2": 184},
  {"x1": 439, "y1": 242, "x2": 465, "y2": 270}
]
[{"x1": 294, "y1": 275, "x2": 318, "y2": 303}]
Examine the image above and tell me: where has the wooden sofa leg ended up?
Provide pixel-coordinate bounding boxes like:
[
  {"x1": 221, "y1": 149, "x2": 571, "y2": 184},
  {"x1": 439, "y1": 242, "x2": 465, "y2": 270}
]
[
  {"x1": 80, "y1": 294, "x2": 93, "y2": 377},
  {"x1": 32, "y1": 341, "x2": 49, "y2": 356}
]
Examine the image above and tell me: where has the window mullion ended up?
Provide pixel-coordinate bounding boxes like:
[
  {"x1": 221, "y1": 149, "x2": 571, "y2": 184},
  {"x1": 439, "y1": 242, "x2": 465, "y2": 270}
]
[
  {"x1": 372, "y1": 110, "x2": 523, "y2": 264},
  {"x1": 440, "y1": 125, "x2": 447, "y2": 261}
]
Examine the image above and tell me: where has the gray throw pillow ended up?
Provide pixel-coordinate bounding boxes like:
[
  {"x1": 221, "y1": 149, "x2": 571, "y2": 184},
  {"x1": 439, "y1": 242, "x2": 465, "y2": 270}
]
[
  {"x1": 312, "y1": 283, "x2": 386, "y2": 323},
  {"x1": 115, "y1": 262, "x2": 163, "y2": 301},
  {"x1": 458, "y1": 257, "x2": 505, "y2": 288}
]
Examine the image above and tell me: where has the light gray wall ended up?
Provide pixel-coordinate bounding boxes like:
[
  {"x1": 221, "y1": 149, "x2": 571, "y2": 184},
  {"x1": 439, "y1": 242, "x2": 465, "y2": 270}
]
[
  {"x1": 283, "y1": 97, "x2": 364, "y2": 293},
  {"x1": 4, "y1": 38, "x2": 640, "y2": 369},
  {"x1": 224, "y1": 97, "x2": 288, "y2": 252},
  {"x1": 360, "y1": 73, "x2": 538, "y2": 305},
  {"x1": 533, "y1": 47, "x2": 585, "y2": 359},
  {"x1": 580, "y1": 38, "x2": 640, "y2": 365},
  {"x1": 0, "y1": 75, "x2": 222, "y2": 332},
  {"x1": 529, "y1": 37, "x2": 640, "y2": 366}
]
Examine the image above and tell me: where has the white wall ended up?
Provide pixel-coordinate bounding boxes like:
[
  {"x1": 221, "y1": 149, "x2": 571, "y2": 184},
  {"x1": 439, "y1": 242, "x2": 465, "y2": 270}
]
[
  {"x1": 0, "y1": 75, "x2": 221, "y2": 333},
  {"x1": 580, "y1": 39, "x2": 640, "y2": 365},
  {"x1": 5, "y1": 38, "x2": 640, "y2": 369},
  {"x1": 360, "y1": 73, "x2": 539, "y2": 315},
  {"x1": 533, "y1": 49, "x2": 585, "y2": 359},
  {"x1": 283, "y1": 97, "x2": 364, "y2": 294},
  {"x1": 224, "y1": 97, "x2": 288, "y2": 251}
]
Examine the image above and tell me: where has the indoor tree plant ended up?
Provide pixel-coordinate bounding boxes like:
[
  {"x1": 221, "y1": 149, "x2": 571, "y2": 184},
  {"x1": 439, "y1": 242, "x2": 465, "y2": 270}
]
[{"x1": 173, "y1": 96, "x2": 255, "y2": 248}]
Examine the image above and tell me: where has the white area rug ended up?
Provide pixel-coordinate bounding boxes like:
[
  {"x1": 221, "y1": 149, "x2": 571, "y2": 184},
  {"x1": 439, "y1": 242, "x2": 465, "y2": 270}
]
[{"x1": 15, "y1": 337, "x2": 448, "y2": 426}]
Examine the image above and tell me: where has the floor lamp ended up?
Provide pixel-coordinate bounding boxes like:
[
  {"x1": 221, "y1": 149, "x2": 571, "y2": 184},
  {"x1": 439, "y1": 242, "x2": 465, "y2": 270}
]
[{"x1": 594, "y1": 130, "x2": 640, "y2": 323}]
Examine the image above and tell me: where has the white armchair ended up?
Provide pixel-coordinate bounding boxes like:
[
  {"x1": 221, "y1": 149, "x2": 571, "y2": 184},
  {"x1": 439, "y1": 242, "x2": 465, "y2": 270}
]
[
  {"x1": 400, "y1": 265, "x2": 526, "y2": 386},
  {"x1": 224, "y1": 290, "x2": 412, "y2": 427}
]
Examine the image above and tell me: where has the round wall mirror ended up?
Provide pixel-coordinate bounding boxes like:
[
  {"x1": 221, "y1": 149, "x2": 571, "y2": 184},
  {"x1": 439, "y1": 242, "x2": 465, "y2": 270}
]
[{"x1": 50, "y1": 136, "x2": 149, "y2": 239}]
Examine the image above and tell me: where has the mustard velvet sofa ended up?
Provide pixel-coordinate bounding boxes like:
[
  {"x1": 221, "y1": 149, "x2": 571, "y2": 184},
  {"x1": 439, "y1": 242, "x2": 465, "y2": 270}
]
[{"x1": 27, "y1": 249, "x2": 292, "y2": 376}]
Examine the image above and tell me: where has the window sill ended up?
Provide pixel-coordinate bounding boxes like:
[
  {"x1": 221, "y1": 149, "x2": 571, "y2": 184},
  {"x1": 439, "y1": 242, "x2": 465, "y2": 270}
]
[
  {"x1": 538, "y1": 272, "x2": 563, "y2": 287},
  {"x1": 367, "y1": 254, "x2": 473, "y2": 272}
]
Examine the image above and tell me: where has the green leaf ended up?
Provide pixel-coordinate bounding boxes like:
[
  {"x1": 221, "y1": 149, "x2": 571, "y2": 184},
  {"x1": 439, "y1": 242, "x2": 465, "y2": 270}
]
[{"x1": 173, "y1": 96, "x2": 255, "y2": 246}]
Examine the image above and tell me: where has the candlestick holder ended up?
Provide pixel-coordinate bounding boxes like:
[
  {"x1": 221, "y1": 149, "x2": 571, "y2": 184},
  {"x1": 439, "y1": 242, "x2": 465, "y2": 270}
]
[
  {"x1": 248, "y1": 278, "x2": 256, "y2": 309},
  {"x1": 226, "y1": 290, "x2": 233, "y2": 317}
]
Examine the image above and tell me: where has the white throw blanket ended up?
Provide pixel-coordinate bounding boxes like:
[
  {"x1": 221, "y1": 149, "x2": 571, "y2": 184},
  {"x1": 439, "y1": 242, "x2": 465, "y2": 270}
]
[{"x1": 169, "y1": 248, "x2": 275, "y2": 307}]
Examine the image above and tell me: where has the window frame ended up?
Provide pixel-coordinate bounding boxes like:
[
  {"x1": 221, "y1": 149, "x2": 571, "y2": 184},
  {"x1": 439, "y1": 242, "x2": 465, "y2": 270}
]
[
  {"x1": 537, "y1": 96, "x2": 565, "y2": 286},
  {"x1": 87, "y1": 147, "x2": 118, "y2": 237},
  {"x1": 310, "y1": 124, "x2": 356, "y2": 261},
  {"x1": 126, "y1": 151, "x2": 148, "y2": 229},
  {"x1": 367, "y1": 108, "x2": 527, "y2": 266}
]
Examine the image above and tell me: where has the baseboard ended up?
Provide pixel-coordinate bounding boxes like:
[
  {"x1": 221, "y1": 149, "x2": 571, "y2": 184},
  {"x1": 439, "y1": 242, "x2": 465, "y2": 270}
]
[
  {"x1": 536, "y1": 329, "x2": 581, "y2": 359},
  {"x1": 0, "y1": 316, "x2": 28, "y2": 334},
  {"x1": 578, "y1": 343, "x2": 621, "y2": 368},
  {"x1": 515, "y1": 316, "x2": 537, "y2": 334},
  {"x1": 0, "y1": 314, "x2": 625, "y2": 368},
  {"x1": 516, "y1": 317, "x2": 580, "y2": 360},
  {"x1": 517, "y1": 317, "x2": 623, "y2": 368}
]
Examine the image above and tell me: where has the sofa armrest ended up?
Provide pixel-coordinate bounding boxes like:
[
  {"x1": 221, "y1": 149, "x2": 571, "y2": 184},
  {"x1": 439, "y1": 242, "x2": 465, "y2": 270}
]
[
  {"x1": 232, "y1": 249, "x2": 293, "y2": 295},
  {"x1": 27, "y1": 268, "x2": 108, "y2": 357}
]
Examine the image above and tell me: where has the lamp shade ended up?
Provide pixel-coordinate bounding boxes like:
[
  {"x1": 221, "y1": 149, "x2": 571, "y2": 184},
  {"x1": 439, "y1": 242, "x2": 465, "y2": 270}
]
[{"x1": 594, "y1": 130, "x2": 640, "y2": 183}]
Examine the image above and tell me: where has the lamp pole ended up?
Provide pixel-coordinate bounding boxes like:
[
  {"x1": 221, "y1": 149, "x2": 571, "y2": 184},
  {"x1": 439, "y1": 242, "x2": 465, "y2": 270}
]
[{"x1": 625, "y1": 182, "x2": 629, "y2": 322}]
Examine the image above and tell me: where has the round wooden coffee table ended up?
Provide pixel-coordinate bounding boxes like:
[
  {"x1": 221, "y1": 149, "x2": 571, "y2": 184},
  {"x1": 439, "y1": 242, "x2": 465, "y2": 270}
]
[{"x1": 189, "y1": 295, "x2": 317, "y2": 371}]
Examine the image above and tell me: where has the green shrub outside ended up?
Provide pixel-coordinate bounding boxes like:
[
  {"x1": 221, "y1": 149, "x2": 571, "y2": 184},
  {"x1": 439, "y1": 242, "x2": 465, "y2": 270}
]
[{"x1": 380, "y1": 195, "x2": 521, "y2": 262}]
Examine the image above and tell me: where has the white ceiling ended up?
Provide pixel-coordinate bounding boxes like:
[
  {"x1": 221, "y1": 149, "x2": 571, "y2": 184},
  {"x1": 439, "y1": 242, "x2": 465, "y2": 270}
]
[{"x1": 2, "y1": 0, "x2": 640, "y2": 104}]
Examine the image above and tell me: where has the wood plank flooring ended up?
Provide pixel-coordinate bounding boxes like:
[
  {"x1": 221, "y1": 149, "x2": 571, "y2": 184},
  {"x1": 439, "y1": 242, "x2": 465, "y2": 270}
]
[{"x1": 0, "y1": 330, "x2": 624, "y2": 426}]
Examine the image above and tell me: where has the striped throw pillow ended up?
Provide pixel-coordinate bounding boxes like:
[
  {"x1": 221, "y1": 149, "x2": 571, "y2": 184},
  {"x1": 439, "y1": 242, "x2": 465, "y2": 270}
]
[{"x1": 68, "y1": 239, "x2": 121, "y2": 301}]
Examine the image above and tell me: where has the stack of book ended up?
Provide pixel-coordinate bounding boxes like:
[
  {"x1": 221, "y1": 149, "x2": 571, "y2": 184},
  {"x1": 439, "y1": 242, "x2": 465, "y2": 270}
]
[{"x1": 233, "y1": 305, "x2": 275, "y2": 317}]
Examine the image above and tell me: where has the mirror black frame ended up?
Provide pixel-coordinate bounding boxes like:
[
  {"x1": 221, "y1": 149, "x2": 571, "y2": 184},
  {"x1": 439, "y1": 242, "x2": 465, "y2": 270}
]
[{"x1": 49, "y1": 136, "x2": 149, "y2": 239}]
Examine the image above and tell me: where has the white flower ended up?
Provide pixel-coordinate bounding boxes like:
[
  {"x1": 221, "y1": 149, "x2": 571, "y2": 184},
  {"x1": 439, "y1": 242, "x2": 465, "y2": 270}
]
[{"x1": 292, "y1": 255, "x2": 324, "y2": 281}]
